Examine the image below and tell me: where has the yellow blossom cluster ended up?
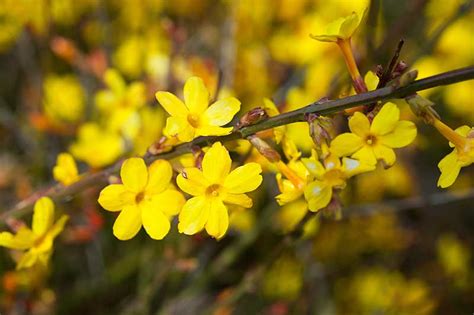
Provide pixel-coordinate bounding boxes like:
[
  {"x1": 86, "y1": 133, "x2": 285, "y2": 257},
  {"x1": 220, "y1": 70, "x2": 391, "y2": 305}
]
[{"x1": 1, "y1": 2, "x2": 473, "y2": 288}]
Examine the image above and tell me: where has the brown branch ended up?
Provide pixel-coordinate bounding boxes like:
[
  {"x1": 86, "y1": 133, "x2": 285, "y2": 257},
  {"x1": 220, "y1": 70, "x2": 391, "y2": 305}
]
[{"x1": 1, "y1": 66, "x2": 474, "y2": 226}]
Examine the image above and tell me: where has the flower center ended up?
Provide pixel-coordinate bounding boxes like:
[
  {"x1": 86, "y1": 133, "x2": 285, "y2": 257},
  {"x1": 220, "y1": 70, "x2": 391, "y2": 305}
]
[
  {"x1": 34, "y1": 234, "x2": 47, "y2": 247},
  {"x1": 323, "y1": 169, "x2": 345, "y2": 187},
  {"x1": 205, "y1": 184, "x2": 221, "y2": 197},
  {"x1": 135, "y1": 191, "x2": 145, "y2": 204},
  {"x1": 187, "y1": 114, "x2": 200, "y2": 128},
  {"x1": 365, "y1": 134, "x2": 377, "y2": 146}
]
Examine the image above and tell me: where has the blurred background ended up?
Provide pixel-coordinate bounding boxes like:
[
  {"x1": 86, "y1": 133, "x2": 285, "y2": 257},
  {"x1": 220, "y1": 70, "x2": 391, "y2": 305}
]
[{"x1": 0, "y1": 0, "x2": 473, "y2": 314}]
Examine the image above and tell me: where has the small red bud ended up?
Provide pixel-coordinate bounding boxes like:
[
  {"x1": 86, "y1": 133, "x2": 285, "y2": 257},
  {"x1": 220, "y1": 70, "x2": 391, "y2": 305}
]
[{"x1": 237, "y1": 107, "x2": 268, "y2": 129}]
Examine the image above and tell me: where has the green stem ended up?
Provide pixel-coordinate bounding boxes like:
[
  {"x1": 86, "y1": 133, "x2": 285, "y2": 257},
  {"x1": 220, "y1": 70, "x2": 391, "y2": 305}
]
[{"x1": 1, "y1": 66, "x2": 474, "y2": 225}]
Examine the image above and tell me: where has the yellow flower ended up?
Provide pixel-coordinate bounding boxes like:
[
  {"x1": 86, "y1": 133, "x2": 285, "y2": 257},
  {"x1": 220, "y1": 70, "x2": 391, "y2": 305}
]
[
  {"x1": 340, "y1": 268, "x2": 435, "y2": 315},
  {"x1": 132, "y1": 107, "x2": 166, "y2": 155},
  {"x1": 276, "y1": 199, "x2": 308, "y2": 233},
  {"x1": 53, "y1": 153, "x2": 79, "y2": 186},
  {"x1": 330, "y1": 102, "x2": 417, "y2": 166},
  {"x1": 98, "y1": 158, "x2": 185, "y2": 240},
  {"x1": 303, "y1": 154, "x2": 374, "y2": 212},
  {"x1": 437, "y1": 234, "x2": 470, "y2": 287},
  {"x1": 0, "y1": 197, "x2": 68, "y2": 269},
  {"x1": 433, "y1": 121, "x2": 474, "y2": 188},
  {"x1": 95, "y1": 68, "x2": 146, "y2": 137},
  {"x1": 262, "y1": 254, "x2": 303, "y2": 301},
  {"x1": 310, "y1": 8, "x2": 369, "y2": 96},
  {"x1": 155, "y1": 76, "x2": 241, "y2": 142},
  {"x1": 95, "y1": 69, "x2": 146, "y2": 113},
  {"x1": 229, "y1": 206, "x2": 255, "y2": 233},
  {"x1": 70, "y1": 123, "x2": 124, "y2": 168},
  {"x1": 276, "y1": 159, "x2": 308, "y2": 205},
  {"x1": 176, "y1": 142, "x2": 262, "y2": 239},
  {"x1": 43, "y1": 74, "x2": 85, "y2": 124},
  {"x1": 310, "y1": 9, "x2": 366, "y2": 43}
]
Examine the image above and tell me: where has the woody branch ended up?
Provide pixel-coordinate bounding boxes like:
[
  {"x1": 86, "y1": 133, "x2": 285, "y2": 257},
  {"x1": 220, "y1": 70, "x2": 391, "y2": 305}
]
[{"x1": 1, "y1": 65, "x2": 473, "y2": 225}]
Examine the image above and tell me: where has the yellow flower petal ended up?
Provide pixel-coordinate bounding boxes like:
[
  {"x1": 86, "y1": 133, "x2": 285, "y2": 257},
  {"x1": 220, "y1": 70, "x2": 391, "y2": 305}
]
[
  {"x1": 205, "y1": 198, "x2": 229, "y2": 239},
  {"x1": 304, "y1": 181, "x2": 332, "y2": 212},
  {"x1": 141, "y1": 200, "x2": 170, "y2": 240},
  {"x1": 437, "y1": 150, "x2": 461, "y2": 188},
  {"x1": 35, "y1": 236, "x2": 53, "y2": 253},
  {"x1": 48, "y1": 215, "x2": 69, "y2": 239},
  {"x1": 301, "y1": 158, "x2": 325, "y2": 178},
  {"x1": 224, "y1": 163, "x2": 263, "y2": 194},
  {"x1": 275, "y1": 180, "x2": 303, "y2": 205},
  {"x1": 203, "y1": 97, "x2": 241, "y2": 126},
  {"x1": 0, "y1": 228, "x2": 35, "y2": 250},
  {"x1": 364, "y1": 71, "x2": 380, "y2": 91},
  {"x1": 178, "y1": 196, "x2": 210, "y2": 235},
  {"x1": 104, "y1": 68, "x2": 126, "y2": 92},
  {"x1": 113, "y1": 205, "x2": 142, "y2": 240},
  {"x1": 312, "y1": 18, "x2": 346, "y2": 42},
  {"x1": 349, "y1": 112, "x2": 371, "y2": 137},
  {"x1": 53, "y1": 153, "x2": 79, "y2": 186},
  {"x1": 184, "y1": 76, "x2": 209, "y2": 114},
  {"x1": 223, "y1": 193, "x2": 253, "y2": 208},
  {"x1": 276, "y1": 199, "x2": 308, "y2": 233},
  {"x1": 196, "y1": 125, "x2": 233, "y2": 137},
  {"x1": 341, "y1": 157, "x2": 375, "y2": 177},
  {"x1": 177, "y1": 168, "x2": 209, "y2": 196},
  {"x1": 454, "y1": 125, "x2": 472, "y2": 137},
  {"x1": 32, "y1": 197, "x2": 54, "y2": 236},
  {"x1": 17, "y1": 251, "x2": 40, "y2": 270},
  {"x1": 352, "y1": 145, "x2": 377, "y2": 165},
  {"x1": 155, "y1": 91, "x2": 188, "y2": 118},
  {"x1": 371, "y1": 102, "x2": 400, "y2": 136},
  {"x1": 164, "y1": 116, "x2": 195, "y2": 142},
  {"x1": 202, "y1": 142, "x2": 232, "y2": 183},
  {"x1": 380, "y1": 120, "x2": 417, "y2": 148},
  {"x1": 330, "y1": 133, "x2": 364, "y2": 157},
  {"x1": 310, "y1": 10, "x2": 364, "y2": 42},
  {"x1": 373, "y1": 144, "x2": 396, "y2": 166},
  {"x1": 70, "y1": 123, "x2": 124, "y2": 168},
  {"x1": 146, "y1": 160, "x2": 172, "y2": 195},
  {"x1": 121, "y1": 158, "x2": 148, "y2": 193},
  {"x1": 98, "y1": 184, "x2": 135, "y2": 211},
  {"x1": 36, "y1": 252, "x2": 51, "y2": 268},
  {"x1": 151, "y1": 189, "x2": 186, "y2": 216},
  {"x1": 339, "y1": 11, "x2": 362, "y2": 39}
]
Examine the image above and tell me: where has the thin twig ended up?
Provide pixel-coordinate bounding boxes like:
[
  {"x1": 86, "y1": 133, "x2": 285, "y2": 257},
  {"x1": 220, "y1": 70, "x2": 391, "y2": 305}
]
[
  {"x1": 343, "y1": 187, "x2": 474, "y2": 218},
  {"x1": 376, "y1": 39, "x2": 404, "y2": 89},
  {"x1": 1, "y1": 66, "x2": 474, "y2": 225}
]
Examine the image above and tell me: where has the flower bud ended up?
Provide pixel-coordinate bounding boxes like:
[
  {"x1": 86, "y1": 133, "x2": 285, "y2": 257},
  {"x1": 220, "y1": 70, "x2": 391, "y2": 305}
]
[
  {"x1": 237, "y1": 107, "x2": 268, "y2": 129},
  {"x1": 248, "y1": 136, "x2": 281, "y2": 162},
  {"x1": 306, "y1": 113, "x2": 333, "y2": 149},
  {"x1": 405, "y1": 94, "x2": 440, "y2": 124}
]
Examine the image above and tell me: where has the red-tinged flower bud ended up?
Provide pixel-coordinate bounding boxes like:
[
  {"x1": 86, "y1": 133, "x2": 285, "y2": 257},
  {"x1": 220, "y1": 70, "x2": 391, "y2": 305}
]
[
  {"x1": 86, "y1": 50, "x2": 108, "y2": 78},
  {"x1": 387, "y1": 70, "x2": 417, "y2": 89},
  {"x1": 248, "y1": 136, "x2": 281, "y2": 162},
  {"x1": 148, "y1": 136, "x2": 176, "y2": 155},
  {"x1": 375, "y1": 64, "x2": 384, "y2": 78},
  {"x1": 393, "y1": 60, "x2": 408, "y2": 76},
  {"x1": 50, "y1": 37, "x2": 78, "y2": 63},
  {"x1": 192, "y1": 145, "x2": 204, "y2": 169},
  {"x1": 306, "y1": 113, "x2": 333, "y2": 148},
  {"x1": 237, "y1": 107, "x2": 268, "y2": 129}
]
